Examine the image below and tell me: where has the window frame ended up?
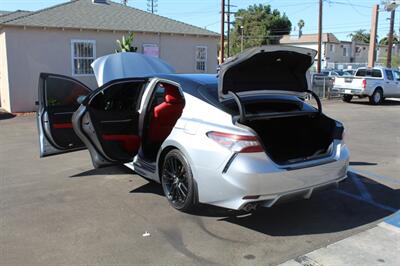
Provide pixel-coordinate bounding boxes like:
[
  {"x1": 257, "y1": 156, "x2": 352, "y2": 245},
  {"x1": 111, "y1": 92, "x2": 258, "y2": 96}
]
[
  {"x1": 71, "y1": 39, "x2": 96, "y2": 77},
  {"x1": 195, "y1": 45, "x2": 208, "y2": 73},
  {"x1": 385, "y1": 69, "x2": 394, "y2": 81}
]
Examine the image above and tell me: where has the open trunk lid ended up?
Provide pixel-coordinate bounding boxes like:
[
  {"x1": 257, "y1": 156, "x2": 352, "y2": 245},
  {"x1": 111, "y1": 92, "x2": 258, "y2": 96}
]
[{"x1": 218, "y1": 45, "x2": 317, "y2": 100}]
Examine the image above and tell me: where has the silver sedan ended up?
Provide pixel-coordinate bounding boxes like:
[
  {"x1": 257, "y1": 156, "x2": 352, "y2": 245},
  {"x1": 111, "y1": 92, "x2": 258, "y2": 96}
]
[{"x1": 36, "y1": 46, "x2": 349, "y2": 212}]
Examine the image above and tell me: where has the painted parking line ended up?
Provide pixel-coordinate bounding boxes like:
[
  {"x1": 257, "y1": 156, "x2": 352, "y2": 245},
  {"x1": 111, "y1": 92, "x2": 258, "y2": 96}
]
[
  {"x1": 349, "y1": 167, "x2": 400, "y2": 188},
  {"x1": 334, "y1": 171, "x2": 398, "y2": 213},
  {"x1": 384, "y1": 210, "x2": 400, "y2": 228}
]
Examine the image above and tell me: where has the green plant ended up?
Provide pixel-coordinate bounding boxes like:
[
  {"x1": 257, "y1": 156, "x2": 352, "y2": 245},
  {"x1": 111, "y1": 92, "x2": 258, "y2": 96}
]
[{"x1": 116, "y1": 33, "x2": 138, "y2": 53}]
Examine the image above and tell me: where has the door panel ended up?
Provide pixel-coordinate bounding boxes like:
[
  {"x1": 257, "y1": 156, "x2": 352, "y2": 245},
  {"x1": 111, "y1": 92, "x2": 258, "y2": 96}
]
[
  {"x1": 72, "y1": 78, "x2": 148, "y2": 168},
  {"x1": 37, "y1": 73, "x2": 91, "y2": 157}
]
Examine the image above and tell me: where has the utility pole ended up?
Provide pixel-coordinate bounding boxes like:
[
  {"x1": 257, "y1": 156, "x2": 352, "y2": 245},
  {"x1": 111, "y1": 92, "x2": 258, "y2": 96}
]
[
  {"x1": 317, "y1": 0, "x2": 323, "y2": 73},
  {"x1": 220, "y1": 0, "x2": 225, "y2": 64},
  {"x1": 387, "y1": 10, "x2": 396, "y2": 67},
  {"x1": 368, "y1": 5, "x2": 379, "y2": 68},
  {"x1": 227, "y1": 0, "x2": 231, "y2": 57},
  {"x1": 147, "y1": 0, "x2": 158, "y2": 14}
]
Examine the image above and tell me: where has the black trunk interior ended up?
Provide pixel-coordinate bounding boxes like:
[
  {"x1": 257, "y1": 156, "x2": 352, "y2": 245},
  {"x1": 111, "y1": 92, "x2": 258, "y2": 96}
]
[{"x1": 244, "y1": 114, "x2": 336, "y2": 164}]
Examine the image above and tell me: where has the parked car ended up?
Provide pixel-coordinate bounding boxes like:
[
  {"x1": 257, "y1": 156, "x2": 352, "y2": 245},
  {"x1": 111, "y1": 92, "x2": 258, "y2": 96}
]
[
  {"x1": 36, "y1": 46, "x2": 349, "y2": 212},
  {"x1": 343, "y1": 69, "x2": 356, "y2": 76},
  {"x1": 333, "y1": 67, "x2": 400, "y2": 104}
]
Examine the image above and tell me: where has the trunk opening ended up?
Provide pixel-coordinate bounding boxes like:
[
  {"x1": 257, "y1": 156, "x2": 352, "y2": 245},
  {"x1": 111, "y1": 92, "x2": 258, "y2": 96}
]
[{"x1": 243, "y1": 114, "x2": 337, "y2": 165}]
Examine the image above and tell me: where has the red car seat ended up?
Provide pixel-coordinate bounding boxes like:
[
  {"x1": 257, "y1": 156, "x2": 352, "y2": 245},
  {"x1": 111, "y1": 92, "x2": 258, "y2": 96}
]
[{"x1": 148, "y1": 84, "x2": 185, "y2": 142}]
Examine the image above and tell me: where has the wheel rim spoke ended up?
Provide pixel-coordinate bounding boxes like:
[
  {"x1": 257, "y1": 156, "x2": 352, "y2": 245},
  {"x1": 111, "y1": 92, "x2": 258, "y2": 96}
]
[{"x1": 162, "y1": 155, "x2": 190, "y2": 207}]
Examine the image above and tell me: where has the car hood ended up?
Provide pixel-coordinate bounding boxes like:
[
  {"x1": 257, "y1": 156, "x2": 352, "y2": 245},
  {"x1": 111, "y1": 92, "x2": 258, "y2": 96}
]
[
  {"x1": 218, "y1": 46, "x2": 317, "y2": 99},
  {"x1": 91, "y1": 52, "x2": 175, "y2": 86}
]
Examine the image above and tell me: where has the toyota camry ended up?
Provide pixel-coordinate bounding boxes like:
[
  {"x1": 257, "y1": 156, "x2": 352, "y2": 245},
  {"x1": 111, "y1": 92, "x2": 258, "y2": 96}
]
[{"x1": 36, "y1": 46, "x2": 349, "y2": 212}]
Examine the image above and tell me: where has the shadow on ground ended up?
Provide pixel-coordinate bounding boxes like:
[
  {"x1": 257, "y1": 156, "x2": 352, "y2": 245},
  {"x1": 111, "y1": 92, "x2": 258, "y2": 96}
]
[
  {"x1": 130, "y1": 172, "x2": 399, "y2": 236},
  {"x1": 0, "y1": 112, "x2": 16, "y2": 120},
  {"x1": 349, "y1": 99, "x2": 400, "y2": 106},
  {"x1": 69, "y1": 165, "x2": 133, "y2": 177},
  {"x1": 350, "y1": 161, "x2": 378, "y2": 166}
]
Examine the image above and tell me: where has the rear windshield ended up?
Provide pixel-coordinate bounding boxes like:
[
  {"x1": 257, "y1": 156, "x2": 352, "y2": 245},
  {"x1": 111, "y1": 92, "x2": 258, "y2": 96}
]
[{"x1": 355, "y1": 69, "x2": 382, "y2": 78}]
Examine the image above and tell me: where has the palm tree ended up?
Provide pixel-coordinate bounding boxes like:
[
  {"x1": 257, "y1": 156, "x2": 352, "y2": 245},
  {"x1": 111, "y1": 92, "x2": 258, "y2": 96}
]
[
  {"x1": 379, "y1": 34, "x2": 399, "y2": 45},
  {"x1": 348, "y1": 29, "x2": 370, "y2": 44},
  {"x1": 297, "y1": 19, "x2": 305, "y2": 37}
]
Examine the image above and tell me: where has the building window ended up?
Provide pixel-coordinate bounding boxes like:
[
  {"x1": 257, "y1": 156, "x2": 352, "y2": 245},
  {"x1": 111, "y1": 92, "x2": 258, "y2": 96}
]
[
  {"x1": 343, "y1": 46, "x2": 348, "y2": 57},
  {"x1": 329, "y1": 44, "x2": 334, "y2": 52},
  {"x1": 195, "y1": 46, "x2": 207, "y2": 72},
  {"x1": 71, "y1": 40, "x2": 96, "y2": 76}
]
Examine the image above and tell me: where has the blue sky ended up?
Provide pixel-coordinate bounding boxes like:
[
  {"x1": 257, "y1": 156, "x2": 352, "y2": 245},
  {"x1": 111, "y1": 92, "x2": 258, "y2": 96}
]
[{"x1": 0, "y1": 0, "x2": 398, "y2": 41}]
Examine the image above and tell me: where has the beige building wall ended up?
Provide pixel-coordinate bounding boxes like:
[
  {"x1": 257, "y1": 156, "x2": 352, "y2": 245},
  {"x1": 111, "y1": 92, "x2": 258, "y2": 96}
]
[
  {"x1": 0, "y1": 30, "x2": 11, "y2": 111},
  {"x1": 2, "y1": 27, "x2": 218, "y2": 112}
]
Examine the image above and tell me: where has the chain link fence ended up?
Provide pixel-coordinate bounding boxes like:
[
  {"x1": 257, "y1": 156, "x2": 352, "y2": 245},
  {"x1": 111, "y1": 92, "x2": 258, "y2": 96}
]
[{"x1": 310, "y1": 75, "x2": 341, "y2": 100}]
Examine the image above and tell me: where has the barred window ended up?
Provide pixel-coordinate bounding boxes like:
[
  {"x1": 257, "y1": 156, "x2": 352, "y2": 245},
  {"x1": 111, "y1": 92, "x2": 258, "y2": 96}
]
[
  {"x1": 71, "y1": 40, "x2": 96, "y2": 76},
  {"x1": 195, "y1": 46, "x2": 207, "y2": 72}
]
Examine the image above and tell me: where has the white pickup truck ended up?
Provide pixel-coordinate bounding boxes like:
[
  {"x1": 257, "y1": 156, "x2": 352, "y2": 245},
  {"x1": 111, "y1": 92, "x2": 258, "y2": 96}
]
[{"x1": 333, "y1": 67, "x2": 400, "y2": 104}]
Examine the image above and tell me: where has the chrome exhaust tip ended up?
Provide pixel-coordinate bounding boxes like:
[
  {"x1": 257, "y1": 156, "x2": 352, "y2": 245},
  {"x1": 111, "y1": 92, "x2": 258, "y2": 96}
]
[{"x1": 242, "y1": 203, "x2": 258, "y2": 212}]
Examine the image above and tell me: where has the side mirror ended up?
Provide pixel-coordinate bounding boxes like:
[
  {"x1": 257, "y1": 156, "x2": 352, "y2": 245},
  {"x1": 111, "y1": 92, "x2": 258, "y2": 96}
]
[{"x1": 76, "y1": 95, "x2": 87, "y2": 105}]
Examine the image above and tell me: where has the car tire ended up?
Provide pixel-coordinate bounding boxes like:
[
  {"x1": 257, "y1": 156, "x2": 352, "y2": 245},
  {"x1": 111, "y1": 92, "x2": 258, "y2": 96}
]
[
  {"x1": 369, "y1": 89, "x2": 383, "y2": 105},
  {"x1": 342, "y1": 95, "x2": 353, "y2": 102},
  {"x1": 161, "y1": 149, "x2": 196, "y2": 211}
]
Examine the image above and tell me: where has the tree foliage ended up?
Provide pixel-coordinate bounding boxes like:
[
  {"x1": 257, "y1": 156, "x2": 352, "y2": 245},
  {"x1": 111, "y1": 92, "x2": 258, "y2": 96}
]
[
  {"x1": 379, "y1": 34, "x2": 399, "y2": 45},
  {"x1": 348, "y1": 29, "x2": 370, "y2": 44},
  {"x1": 229, "y1": 4, "x2": 291, "y2": 56}
]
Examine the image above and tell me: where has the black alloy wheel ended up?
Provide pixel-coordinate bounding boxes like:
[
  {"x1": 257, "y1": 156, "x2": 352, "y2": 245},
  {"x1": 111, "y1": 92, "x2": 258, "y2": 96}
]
[{"x1": 161, "y1": 149, "x2": 195, "y2": 211}]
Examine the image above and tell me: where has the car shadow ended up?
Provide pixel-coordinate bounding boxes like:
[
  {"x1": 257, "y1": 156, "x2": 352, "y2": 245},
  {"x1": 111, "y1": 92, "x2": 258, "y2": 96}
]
[
  {"x1": 349, "y1": 99, "x2": 400, "y2": 106},
  {"x1": 349, "y1": 161, "x2": 378, "y2": 166},
  {"x1": 0, "y1": 111, "x2": 16, "y2": 120},
  {"x1": 119, "y1": 169, "x2": 399, "y2": 236},
  {"x1": 130, "y1": 181, "x2": 164, "y2": 196},
  {"x1": 69, "y1": 165, "x2": 133, "y2": 177},
  {"x1": 214, "y1": 174, "x2": 399, "y2": 236}
]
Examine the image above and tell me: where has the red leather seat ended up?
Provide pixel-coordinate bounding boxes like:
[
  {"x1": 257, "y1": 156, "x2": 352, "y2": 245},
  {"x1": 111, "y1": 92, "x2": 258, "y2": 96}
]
[{"x1": 148, "y1": 84, "x2": 185, "y2": 142}]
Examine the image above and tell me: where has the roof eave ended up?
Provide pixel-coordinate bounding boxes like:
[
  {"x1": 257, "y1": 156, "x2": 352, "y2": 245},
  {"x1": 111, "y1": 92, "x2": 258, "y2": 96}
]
[{"x1": 0, "y1": 23, "x2": 220, "y2": 38}]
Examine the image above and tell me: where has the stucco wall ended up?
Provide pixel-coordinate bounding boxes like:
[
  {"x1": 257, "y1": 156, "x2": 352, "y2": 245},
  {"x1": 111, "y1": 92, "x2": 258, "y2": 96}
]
[
  {"x1": 2, "y1": 27, "x2": 218, "y2": 112},
  {"x1": 0, "y1": 30, "x2": 11, "y2": 111}
]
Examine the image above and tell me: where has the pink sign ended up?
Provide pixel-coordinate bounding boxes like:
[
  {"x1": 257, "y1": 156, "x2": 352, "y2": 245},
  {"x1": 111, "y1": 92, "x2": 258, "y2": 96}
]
[{"x1": 143, "y1": 44, "x2": 160, "y2": 58}]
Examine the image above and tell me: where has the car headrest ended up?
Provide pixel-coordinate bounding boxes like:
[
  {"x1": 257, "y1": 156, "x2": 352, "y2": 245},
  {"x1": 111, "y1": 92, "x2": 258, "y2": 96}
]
[{"x1": 164, "y1": 84, "x2": 183, "y2": 104}]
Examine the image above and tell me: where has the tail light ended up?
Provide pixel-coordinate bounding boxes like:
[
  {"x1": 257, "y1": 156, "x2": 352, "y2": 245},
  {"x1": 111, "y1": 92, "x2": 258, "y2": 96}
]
[
  {"x1": 362, "y1": 79, "x2": 366, "y2": 89},
  {"x1": 206, "y1": 131, "x2": 263, "y2": 153}
]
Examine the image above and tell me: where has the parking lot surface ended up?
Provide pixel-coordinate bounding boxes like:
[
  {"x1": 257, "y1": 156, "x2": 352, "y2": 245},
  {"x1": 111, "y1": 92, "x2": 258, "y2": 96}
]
[{"x1": 1, "y1": 100, "x2": 399, "y2": 265}]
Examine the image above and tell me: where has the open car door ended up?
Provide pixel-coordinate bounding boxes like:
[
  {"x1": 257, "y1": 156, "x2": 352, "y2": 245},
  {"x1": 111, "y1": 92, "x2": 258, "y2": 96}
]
[
  {"x1": 72, "y1": 78, "x2": 149, "y2": 168},
  {"x1": 37, "y1": 73, "x2": 92, "y2": 157}
]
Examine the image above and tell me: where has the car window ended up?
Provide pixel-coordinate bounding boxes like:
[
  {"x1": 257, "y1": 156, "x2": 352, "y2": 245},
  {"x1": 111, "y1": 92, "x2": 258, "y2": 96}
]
[
  {"x1": 385, "y1": 70, "x2": 394, "y2": 80},
  {"x1": 46, "y1": 77, "x2": 90, "y2": 107},
  {"x1": 394, "y1": 71, "x2": 400, "y2": 81},
  {"x1": 356, "y1": 69, "x2": 382, "y2": 78},
  {"x1": 152, "y1": 83, "x2": 166, "y2": 106},
  {"x1": 372, "y1": 69, "x2": 382, "y2": 78},
  {"x1": 89, "y1": 81, "x2": 144, "y2": 111}
]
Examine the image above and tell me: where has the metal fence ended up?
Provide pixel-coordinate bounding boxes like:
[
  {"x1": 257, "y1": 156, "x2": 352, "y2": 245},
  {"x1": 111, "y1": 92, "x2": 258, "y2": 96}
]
[{"x1": 310, "y1": 75, "x2": 340, "y2": 99}]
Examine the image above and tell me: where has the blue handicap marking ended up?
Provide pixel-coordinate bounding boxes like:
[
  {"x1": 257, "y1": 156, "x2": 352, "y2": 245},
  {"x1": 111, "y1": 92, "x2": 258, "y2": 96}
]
[{"x1": 384, "y1": 210, "x2": 400, "y2": 228}]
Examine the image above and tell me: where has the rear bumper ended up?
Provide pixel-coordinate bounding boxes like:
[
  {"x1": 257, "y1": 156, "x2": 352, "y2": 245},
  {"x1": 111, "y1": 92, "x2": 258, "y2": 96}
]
[
  {"x1": 335, "y1": 87, "x2": 370, "y2": 96},
  {"x1": 196, "y1": 142, "x2": 349, "y2": 210}
]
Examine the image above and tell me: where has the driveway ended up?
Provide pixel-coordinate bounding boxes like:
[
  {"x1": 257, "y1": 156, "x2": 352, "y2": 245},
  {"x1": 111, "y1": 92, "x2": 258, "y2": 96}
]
[{"x1": 0, "y1": 100, "x2": 399, "y2": 265}]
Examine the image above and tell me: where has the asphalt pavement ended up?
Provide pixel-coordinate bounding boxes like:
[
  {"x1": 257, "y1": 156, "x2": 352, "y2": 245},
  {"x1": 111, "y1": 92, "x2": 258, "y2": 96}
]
[{"x1": 0, "y1": 99, "x2": 399, "y2": 265}]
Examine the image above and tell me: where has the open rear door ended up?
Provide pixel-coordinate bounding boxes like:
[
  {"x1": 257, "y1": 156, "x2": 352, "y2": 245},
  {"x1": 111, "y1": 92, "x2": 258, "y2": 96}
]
[
  {"x1": 37, "y1": 73, "x2": 92, "y2": 157},
  {"x1": 72, "y1": 78, "x2": 149, "y2": 168}
]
